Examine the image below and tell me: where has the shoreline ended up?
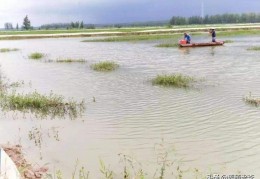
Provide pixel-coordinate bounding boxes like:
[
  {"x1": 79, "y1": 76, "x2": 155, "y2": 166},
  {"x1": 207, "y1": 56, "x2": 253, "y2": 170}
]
[
  {"x1": 0, "y1": 25, "x2": 259, "y2": 40},
  {"x1": 1, "y1": 144, "x2": 48, "y2": 179}
]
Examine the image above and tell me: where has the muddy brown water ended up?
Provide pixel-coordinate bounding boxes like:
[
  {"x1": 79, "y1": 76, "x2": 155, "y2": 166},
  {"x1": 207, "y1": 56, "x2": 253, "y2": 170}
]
[{"x1": 0, "y1": 36, "x2": 260, "y2": 178}]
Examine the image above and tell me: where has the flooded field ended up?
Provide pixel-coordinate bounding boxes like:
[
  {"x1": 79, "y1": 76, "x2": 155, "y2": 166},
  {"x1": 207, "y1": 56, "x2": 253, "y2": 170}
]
[{"x1": 0, "y1": 35, "x2": 260, "y2": 178}]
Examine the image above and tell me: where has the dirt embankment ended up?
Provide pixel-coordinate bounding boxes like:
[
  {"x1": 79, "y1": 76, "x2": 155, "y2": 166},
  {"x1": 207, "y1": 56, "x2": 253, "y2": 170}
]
[{"x1": 1, "y1": 145, "x2": 48, "y2": 179}]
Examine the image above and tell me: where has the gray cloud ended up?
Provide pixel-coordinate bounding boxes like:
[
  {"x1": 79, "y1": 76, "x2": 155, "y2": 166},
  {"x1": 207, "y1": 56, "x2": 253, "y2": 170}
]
[{"x1": 0, "y1": 0, "x2": 259, "y2": 28}]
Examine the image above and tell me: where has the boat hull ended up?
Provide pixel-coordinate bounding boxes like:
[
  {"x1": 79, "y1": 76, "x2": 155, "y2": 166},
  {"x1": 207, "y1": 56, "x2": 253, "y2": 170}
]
[{"x1": 179, "y1": 41, "x2": 224, "y2": 47}]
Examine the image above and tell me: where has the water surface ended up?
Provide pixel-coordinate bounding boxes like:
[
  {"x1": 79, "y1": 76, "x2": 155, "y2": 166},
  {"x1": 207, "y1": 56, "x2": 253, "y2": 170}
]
[{"x1": 0, "y1": 36, "x2": 260, "y2": 177}]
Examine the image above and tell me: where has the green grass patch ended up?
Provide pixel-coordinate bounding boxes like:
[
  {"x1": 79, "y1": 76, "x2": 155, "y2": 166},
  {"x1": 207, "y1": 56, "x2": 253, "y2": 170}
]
[
  {"x1": 247, "y1": 46, "x2": 260, "y2": 51},
  {"x1": 217, "y1": 29, "x2": 260, "y2": 37},
  {"x1": 152, "y1": 74, "x2": 195, "y2": 88},
  {"x1": 0, "y1": 27, "x2": 165, "y2": 36},
  {"x1": 0, "y1": 48, "x2": 19, "y2": 53},
  {"x1": 91, "y1": 61, "x2": 119, "y2": 72},
  {"x1": 155, "y1": 43, "x2": 179, "y2": 48},
  {"x1": 0, "y1": 91, "x2": 85, "y2": 119},
  {"x1": 28, "y1": 52, "x2": 44, "y2": 59}
]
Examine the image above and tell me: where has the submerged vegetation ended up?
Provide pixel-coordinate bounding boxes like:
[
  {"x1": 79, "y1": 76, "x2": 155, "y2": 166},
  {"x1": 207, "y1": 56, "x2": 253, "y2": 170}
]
[
  {"x1": 155, "y1": 43, "x2": 179, "y2": 48},
  {"x1": 46, "y1": 139, "x2": 209, "y2": 179},
  {"x1": 244, "y1": 93, "x2": 260, "y2": 106},
  {"x1": 247, "y1": 46, "x2": 260, "y2": 51},
  {"x1": 82, "y1": 34, "x2": 175, "y2": 42},
  {"x1": 0, "y1": 70, "x2": 85, "y2": 120},
  {"x1": 28, "y1": 52, "x2": 45, "y2": 59},
  {"x1": 45, "y1": 58, "x2": 87, "y2": 63},
  {"x1": 224, "y1": 40, "x2": 234, "y2": 43},
  {"x1": 55, "y1": 58, "x2": 86, "y2": 63},
  {"x1": 0, "y1": 48, "x2": 19, "y2": 53},
  {"x1": 91, "y1": 61, "x2": 119, "y2": 72},
  {"x1": 0, "y1": 91, "x2": 85, "y2": 119},
  {"x1": 152, "y1": 74, "x2": 195, "y2": 88}
]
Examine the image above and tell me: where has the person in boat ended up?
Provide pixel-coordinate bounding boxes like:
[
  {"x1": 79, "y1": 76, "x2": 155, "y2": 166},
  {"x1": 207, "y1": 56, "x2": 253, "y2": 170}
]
[
  {"x1": 210, "y1": 28, "x2": 216, "y2": 42},
  {"x1": 184, "y1": 33, "x2": 191, "y2": 44}
]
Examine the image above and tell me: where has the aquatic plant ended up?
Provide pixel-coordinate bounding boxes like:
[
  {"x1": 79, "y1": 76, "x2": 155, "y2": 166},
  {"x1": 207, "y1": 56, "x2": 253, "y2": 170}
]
[
  {"x1": 45, "y1": 139, "x2": 209, "y2": 179},
  {"x1": 244, "y1": 93, "x2": 260, "y2": 106},
  {"x1": 44, "y1": 58, "x2": 86, "y2": 63},
  {"x1": 0, "y1": 48, "x2": 19, "y2": 53},
  {"x1": 0, "y1": 75, "x2": 24, "y2": 92},
  {"x1": 0, "y1": 91, "x2": 85, "y2": 119},
  {"x1": 155, "y1": 43, "x2": 179, "y2": 48},
  {"x1": 91, "y1": 61, "x2": 119, "y2": 72},
  {"x1": 152, "y1": 74, "x2": 195, "y2": 88},
  {"x1": 224, "y1": 40, "x2": 234, "y2": 43},
  {"x1": 55, "y1": 58, "x2": 86, "y2": 63},
  {"x1": 247, "y1": 46, "x2": 260, "y2": 51},
  {"x1": 28, "y1": 52, "x2": 44, "y2": 59},
  {"x1": 28, "y1": 126, "x2": 60, "y2": 150},
  {"x1": 99, "y1": 160, "x2": 114, "y2": 179},
  {"x1": 82, "y1": 34, "x2": 175, "y2": 42}
]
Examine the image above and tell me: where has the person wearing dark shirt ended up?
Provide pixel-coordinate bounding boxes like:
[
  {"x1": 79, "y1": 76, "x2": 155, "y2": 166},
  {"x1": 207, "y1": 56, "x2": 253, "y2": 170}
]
[
  {"x1": 184, "y1": 33, "x2": 191, "y2": 44},
  {"x1": 210, "y1": 28, "x2": 216, "y2": 42}
]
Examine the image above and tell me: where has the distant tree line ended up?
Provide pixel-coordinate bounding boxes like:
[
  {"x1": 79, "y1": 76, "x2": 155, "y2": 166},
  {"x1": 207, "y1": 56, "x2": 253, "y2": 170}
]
[
  {"x1": 3, "y1": 13, "x2": 260, "y2": 31},
  {"x1": 4, "y1": 23, "x2": 20, "y2": 30},
  {"x1": 170, "y1": 13, "x2": 260, "y2": 25},
  {"x1": 40, "y1": 21, "x2": 96, "y2": 30},
  {"x1": 3, "y1": 15, "x2": 31, "y2": 30},
  {"x1": 4, "y1": 23, "x2": 13, "y2": 30}
]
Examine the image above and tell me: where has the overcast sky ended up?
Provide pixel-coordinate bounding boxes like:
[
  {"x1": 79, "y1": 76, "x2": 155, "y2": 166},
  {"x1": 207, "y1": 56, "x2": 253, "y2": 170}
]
[{"x1": 0, "y1": 0, "x2": 260, "y2": 28}]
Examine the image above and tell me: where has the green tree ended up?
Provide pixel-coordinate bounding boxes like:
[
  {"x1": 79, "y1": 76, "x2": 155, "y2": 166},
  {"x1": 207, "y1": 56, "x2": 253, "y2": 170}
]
[
  {"x1": 71, "y1": 22, "x2": 75, "y2": 28},
  {"x1": 75, "y1": 21, "x2": 79, "y2": 28},
  {"x1": 80, "y1": 21, "x2": 84, "y2": 29},
  {"x1": 23, "y1": 15, "x2": 31, "y2": 30},
  {"x1": 16, "y1": 23, "x2": 19, "y2": 30}
]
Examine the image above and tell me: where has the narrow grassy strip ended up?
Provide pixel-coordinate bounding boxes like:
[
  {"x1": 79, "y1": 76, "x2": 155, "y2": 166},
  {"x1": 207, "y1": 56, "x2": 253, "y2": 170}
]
[
  {"x1": 91, "y1": 61, "x2": 119, "y2": 72},
  {"x1": 0, "y1": 91, "x2": 85, "y2": 119},
  {"x1": 155, "y1": 43, "x2": 179, "y2": 48},
  {"x1": 152, "y1": 74, "x2": 195, "y2": 88},
  {"x1": 82, "y1": 34, "x2": 176, "y2": 42},
  {"x1": 0, "y1": 48, "x2": 19, "y2": 53},
  {"x1": 247, "y1": 46, "x2": 260, "y2": 51},
  {"x1": 56, "y1": 58, "x2": 86, "y2": 63},
  {"x1": 28, "y1": 52, "x2": 44, "y2": 59},
  {"x1": 224, "y1": 40, "x2": 234, "y2": 43},
  {"x1": 217, "y1": 29, "x2": 260, "y2": 37}
]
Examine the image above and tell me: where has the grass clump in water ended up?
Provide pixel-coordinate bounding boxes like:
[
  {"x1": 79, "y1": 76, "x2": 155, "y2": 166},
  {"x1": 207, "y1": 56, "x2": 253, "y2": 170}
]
[
  {"x1": 28, "y1": 52, "x2": 44, "y2": 59},
  {"x1": 56, "y1": 58, "x2": 86, "y2": 63},
  {"x1": 247, "y1": 46, "x2": 260, "y2": 51},
  {"x1": 224, "y1": 40, "x2": 234, "y2": 43},
  {"x1": 152, "y1": 74, "x2": 195, "y2": 88},
  {"x1": 91, "y1": 61, "x2": 119, "y2": 72},
  {"x1": 244, "y1": 93, "x2": 260, "y2": 106},
  {"x1": 0, "y1": 48, "x2": 19, "y2": 53},
  {"x1": 155, "y1": 43, "x2": 179, "y2": 48},
  {"x1": 0, "y1": 91, "x2": 85, "y2": 119}
]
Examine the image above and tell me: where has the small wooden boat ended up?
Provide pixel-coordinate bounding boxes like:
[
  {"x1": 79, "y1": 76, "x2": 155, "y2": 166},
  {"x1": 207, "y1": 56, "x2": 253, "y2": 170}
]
[
  {"x1": 179, "y1": 41, "x2": 224, "y2": 47},
  {"x1": 0, "y1": 148, "x2": 21, "y2": 179}
]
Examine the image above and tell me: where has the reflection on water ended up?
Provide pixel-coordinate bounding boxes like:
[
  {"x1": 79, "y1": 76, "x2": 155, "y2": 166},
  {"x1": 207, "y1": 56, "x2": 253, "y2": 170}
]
[
  {"x1": 210, "y1": 47, "x2": 216, "y2": 56},
  {"x1": 179, "y1": 47, "x2": 190, "y2": 55},
  {"x1": 0, "y1": 36, "x2": 260, "y2": 177}
]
